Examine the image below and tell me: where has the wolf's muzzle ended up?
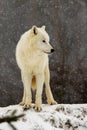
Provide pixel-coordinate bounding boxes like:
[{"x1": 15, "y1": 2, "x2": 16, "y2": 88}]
[{"x1": 51, "y1": 49, "x2": 55, "y2": 53}]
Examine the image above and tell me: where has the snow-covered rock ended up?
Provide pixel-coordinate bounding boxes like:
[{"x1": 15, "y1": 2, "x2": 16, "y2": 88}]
[{"x1": 0, "y1": 104, "x2": 87, "y2": 130}]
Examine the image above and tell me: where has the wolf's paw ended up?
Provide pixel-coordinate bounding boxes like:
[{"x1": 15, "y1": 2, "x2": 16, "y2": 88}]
[
  {"x1": 48, "y1": 100, "x2": 57, "y2": 105},
  {"x1": 23, "y1": 104, "x2": 32, "y2": 110},
  {"x1": 19, "y1": 101, "x2": 25, "y2": 106},
  {"x1": 34, "y1": 105, "x2": 42, "y2": 112}
]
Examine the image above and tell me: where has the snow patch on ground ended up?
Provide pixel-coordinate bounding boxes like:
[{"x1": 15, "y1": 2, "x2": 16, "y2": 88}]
[{"x1": 0, "y1": 104, "x2": 87, "y2": 130}]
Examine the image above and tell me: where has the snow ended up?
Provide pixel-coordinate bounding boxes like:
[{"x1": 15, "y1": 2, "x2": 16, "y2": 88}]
[{"x1": 0, "y1": 104, "x2": 87, "y2": 130}]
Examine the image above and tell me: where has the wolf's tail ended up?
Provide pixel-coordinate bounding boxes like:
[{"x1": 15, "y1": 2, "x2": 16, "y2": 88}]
[{"x1": 32, "y1": 76, "x2": 36, "y2": 90}]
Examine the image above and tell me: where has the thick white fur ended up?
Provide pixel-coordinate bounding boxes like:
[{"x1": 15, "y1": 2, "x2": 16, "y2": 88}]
[{"x1": 16, "y1": 26, "x2": 57, "y2": 111}]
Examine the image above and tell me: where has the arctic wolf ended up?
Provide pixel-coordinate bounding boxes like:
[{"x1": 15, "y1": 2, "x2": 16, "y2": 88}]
[{"x1": 16, "y1": 26, "x2": 57, "y2": 111}]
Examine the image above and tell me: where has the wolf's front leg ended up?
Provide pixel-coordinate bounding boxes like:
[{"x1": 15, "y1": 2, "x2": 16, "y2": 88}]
[
  {"x1": 45, "y1": 64, "x2": 57, "y2": 105},
  {"x1": 21, "y1": 72, "x2": 32, "y2": 109},
  {"x1": 35, "y1": 74, "x2": 44, "y2": 112},
  {"x1": 20, "y1": 87, "x2": 26, "y2": 106}
]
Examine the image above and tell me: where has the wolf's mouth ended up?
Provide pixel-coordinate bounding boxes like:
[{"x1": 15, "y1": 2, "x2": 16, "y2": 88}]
[
  {"x1": 43, "y1": 51, "x2": 51, "y2": 54},
  {"x1": 39, "y1": 49, "x2": 51, "y2": 54}
]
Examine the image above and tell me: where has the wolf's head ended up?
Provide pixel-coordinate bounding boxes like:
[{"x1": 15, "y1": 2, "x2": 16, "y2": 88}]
[{"x1": 29, "y1": 26, "x2": 54, "y2": 54}]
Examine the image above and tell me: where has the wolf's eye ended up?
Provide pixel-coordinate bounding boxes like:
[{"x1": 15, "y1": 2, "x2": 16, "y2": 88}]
[{"x1": 42, "y1": 40, "x2": 46, "y2": 43}]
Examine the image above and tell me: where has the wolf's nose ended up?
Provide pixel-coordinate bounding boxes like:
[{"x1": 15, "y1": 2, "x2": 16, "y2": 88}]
[{"x1": 51, "y1": 49, "x2": 54, "y2": 53}]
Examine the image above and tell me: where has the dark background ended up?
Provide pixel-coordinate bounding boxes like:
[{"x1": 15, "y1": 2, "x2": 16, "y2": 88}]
[{"x1": 0, "y1": 0, "x2": 87, "y2": 106}]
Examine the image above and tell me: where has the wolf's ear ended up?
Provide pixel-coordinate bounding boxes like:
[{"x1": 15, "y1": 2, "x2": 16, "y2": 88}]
[
  {"x1": 42, "y1": 25, "x2": 46, "y2": 30},
  {"x1": 32, "y1": 26, "x2": 38, "y2": 35}
]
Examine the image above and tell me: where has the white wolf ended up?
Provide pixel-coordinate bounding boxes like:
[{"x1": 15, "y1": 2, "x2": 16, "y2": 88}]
[{"x1": 16, "y1": 26, "x2": 57, "y2": 111}]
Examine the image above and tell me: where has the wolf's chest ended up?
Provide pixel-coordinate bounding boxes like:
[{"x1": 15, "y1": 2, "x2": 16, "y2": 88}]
[
  {"x1": 26, "y1": 54, "x2": 43, "y2": 66},
  {"x1": 23, "y1": 53, "x2": 47, "y2": 73}
]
